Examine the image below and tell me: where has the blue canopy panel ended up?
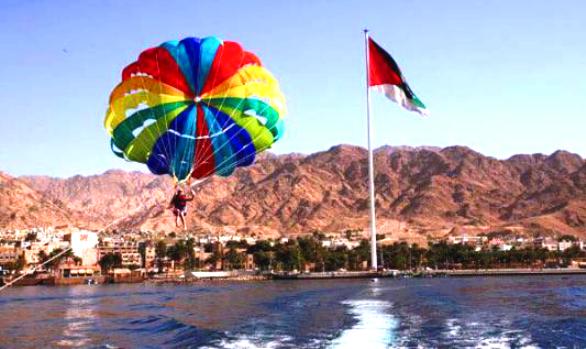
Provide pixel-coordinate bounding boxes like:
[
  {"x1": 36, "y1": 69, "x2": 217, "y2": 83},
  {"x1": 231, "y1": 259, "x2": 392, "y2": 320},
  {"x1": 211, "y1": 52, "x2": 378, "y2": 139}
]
[
  {"x1": 205, "y1": 105, "x2": 256, "y2": 168},
  {"x1": 147, "y1": 104, "x2": 197, "y2": 181}
]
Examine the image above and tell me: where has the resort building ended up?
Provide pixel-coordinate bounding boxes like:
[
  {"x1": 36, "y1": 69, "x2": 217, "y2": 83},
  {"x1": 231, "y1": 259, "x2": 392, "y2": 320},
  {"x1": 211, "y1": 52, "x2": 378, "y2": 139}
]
[
  {"x1": 98, "y1": 238, "x2": 143, "y2": 267},
  {"x1": 448, "y1": 235, "x2": 487, "y2": 247},
  {"x1": 144, "y1": 244, "x2": 156, "y2": 270},
  {"x1": 0, "y1": 246, "x2": 21, "y2": 265}
]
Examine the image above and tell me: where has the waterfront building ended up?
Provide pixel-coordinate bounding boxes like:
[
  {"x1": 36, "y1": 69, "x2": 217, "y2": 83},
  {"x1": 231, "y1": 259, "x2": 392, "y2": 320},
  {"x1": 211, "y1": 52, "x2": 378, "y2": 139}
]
[
  {"x1": 144, "y1": 244, "x2": 156, "y2": 270},
  {"x1": 534, "y1": 237, "x2": 568, "y2": 251},
  {"x1": 448, "y1": 235, "x2": 487, "y2": 247},
  {"x1": 98, "y1": 238, "x2": 143, "y2": 268},
  {"x1": 244, "y1": 254, "x2": 255, "y2": 270},
  {"x1": 56, "y1": 258, "x2": 100, "y2": 281},
  {"x1": 499, "y1": 243, "x2": 513, "y2": 251},
  {"x1": 558, "y1": 240, "x2": 575, "y2": 252},
  {"x1": 0, "y1": 246, "x2": 21, "y2": 265},
  {"x1": 68, "y1": 230, "x2": 99, "y2": 266},
  {"x1": 23, "y1": 248, "x2": 40, "y2": 266},
  {"x1": 244, "y1": 237, "x2": 257, "y2": 245}
]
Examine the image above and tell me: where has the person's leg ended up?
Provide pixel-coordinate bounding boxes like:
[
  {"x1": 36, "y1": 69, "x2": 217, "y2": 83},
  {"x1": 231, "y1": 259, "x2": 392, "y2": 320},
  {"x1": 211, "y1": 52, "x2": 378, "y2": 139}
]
[
  {"x1": 180, "y1": 212, "x2": 187, "y2": 230},
  {"x1": 174, "y1": 210, "x2": 180, "y2": 227}
]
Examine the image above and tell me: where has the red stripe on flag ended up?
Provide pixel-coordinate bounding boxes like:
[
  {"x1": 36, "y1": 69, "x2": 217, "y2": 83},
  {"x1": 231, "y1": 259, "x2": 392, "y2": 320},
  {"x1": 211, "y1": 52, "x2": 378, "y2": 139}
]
[{"x1": 368, "y1": 38, "x2": 403, "y2": 87}]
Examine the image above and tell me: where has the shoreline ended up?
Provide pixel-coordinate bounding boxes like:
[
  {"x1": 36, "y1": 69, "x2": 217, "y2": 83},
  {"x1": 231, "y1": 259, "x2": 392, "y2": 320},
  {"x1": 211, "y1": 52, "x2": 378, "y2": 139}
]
[
  {"x1": 432, "y1": 268, "x2": 586, "y2": 277},
  {"x1": 3, "y1": 268, "x2": 586, "y2": 288}
]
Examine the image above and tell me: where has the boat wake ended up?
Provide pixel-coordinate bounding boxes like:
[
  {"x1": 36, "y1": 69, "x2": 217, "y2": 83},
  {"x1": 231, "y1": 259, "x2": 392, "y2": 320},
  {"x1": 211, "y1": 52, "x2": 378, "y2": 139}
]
[{"x1": 330, "y1": 299, "x2": 397, "y2": 349}]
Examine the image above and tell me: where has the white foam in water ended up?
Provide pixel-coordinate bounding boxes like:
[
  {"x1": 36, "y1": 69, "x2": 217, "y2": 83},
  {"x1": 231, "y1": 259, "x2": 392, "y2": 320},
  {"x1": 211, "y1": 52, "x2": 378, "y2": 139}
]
[
  {"x1": 329, "y1": 300, "x2": 397, "y2": 349},
  {"x1": 474, "y1": 332, "x2": 539, "y2": 349},
  {"x1": 444, "y1": 318, "x2": 538, "y2": 349},
  {"x1": 202, "y1": 334, "x2": 293, "y2": 349}
]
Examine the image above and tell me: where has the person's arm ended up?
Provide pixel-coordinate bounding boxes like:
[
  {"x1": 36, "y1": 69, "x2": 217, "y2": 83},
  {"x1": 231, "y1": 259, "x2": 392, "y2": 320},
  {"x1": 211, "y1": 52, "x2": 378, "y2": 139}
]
[{"x1": 187, "y1": 186, "x2": 195, "y2": 200}]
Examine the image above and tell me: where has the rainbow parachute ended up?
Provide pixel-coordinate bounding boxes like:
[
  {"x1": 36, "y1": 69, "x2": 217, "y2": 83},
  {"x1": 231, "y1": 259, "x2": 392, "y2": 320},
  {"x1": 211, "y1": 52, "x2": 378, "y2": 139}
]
[{"x1": 104, "y1": 36, "x2": 286, "y2": 183}]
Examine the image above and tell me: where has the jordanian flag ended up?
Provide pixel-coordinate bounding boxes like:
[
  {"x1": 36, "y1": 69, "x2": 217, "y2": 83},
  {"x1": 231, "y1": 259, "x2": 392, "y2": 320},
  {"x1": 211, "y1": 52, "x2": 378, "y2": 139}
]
[{"x1": 368, "y1": 37, "x2": 428, "y2": 116}]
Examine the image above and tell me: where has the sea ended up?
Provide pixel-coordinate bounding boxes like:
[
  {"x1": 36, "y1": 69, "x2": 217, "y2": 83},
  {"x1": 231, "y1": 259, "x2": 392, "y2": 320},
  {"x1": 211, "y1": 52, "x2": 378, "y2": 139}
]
[{"x1": 0, "y1": 275, "x2": 585, "y2": 348}]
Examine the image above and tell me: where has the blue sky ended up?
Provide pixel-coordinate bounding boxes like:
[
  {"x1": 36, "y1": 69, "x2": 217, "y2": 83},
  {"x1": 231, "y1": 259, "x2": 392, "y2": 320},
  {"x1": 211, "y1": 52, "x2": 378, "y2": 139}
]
[{"x1": 0, "y1": 0, "x2": 584, "y2": 177}]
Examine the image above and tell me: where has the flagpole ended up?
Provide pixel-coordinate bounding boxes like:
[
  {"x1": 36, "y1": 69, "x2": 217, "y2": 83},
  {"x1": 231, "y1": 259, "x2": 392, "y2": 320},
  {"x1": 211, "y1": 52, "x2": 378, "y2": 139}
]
[{"x1": 364, "y1": 29, "x2": 378, "y2": 271}]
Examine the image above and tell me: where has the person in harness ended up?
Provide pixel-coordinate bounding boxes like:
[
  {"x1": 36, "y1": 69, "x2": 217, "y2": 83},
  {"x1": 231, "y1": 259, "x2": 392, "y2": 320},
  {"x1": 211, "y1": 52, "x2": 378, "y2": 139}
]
[{"x1": 169, "y1": 186, "x2": 194, "y2": 230}]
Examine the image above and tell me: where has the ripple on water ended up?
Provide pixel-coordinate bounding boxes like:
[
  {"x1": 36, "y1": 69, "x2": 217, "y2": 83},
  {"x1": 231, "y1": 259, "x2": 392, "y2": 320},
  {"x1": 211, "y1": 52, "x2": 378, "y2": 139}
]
[{"x1": 1, "y1": 277, "x2": 585, "y2": 348}]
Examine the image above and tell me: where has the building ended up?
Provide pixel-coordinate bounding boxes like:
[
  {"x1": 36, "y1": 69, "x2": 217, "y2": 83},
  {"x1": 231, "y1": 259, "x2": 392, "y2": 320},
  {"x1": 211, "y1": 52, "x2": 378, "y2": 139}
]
[
  {"x1": 23, "y1": 248, "x2": 41, "y2": 266},
  {"x1": 244, "y1": 254, "x2": 255, "y2": 270},
  {"x1": 0, "y1": 246, "x2": 20, "y2": 266},
  {"x1": 56, "y1": 259, "x2": 100, "y2": 279},
  {"x1": 98, "y1": 238, "x2": 143, "y2": 267},
  {"x1": 499, "y1": 244, "x2": 513, "y2": 251},
  {"x1": 534, "y1": 237, "x2": 565, "y2": 251},
  {"x1": 68, "y1": 230, "x2": 99, "y2": 266},
  {"x1": 558, "y1": 240, "x2": 575, "y2": 252},
  {"x1": 144, "y1": 244, "x2": 156, "y2": 270},
  {"x1": 448, "y1": 235, "x2": 487, "y2": 247}
]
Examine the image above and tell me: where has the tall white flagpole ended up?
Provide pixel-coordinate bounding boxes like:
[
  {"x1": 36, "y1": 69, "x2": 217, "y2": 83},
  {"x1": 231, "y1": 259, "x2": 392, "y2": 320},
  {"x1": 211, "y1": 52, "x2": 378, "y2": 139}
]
[{"x1": 364, "y1": 29, "x2": 378, "y2": 271}]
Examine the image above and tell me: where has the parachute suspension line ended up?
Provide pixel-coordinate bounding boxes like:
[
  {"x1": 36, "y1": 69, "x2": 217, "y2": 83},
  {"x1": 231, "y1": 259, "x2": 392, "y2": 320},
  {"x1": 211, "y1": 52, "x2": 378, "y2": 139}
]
[
  {"x1": 122, "y1": 64, "x2": 173, "y2": 209},
  {"x1": 198, "y1": 59, "x2": 279, "y2": 175},
  {"x1": 193, "y1": 75, "x2": 278, "y2": 177},
  {"x1": 0, "y1": 247, "x2": 73, "y2": 292},
  {"x1": 0, "y1": 175, "x2": 212, "y2": 294},
  {"x1": 198, "y1": 116, "x2": 265, "y2": 176}
]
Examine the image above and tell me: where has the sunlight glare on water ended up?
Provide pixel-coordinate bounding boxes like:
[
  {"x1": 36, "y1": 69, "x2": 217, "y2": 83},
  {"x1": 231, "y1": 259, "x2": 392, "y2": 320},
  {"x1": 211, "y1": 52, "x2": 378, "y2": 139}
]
[{"x1": 330, "y1": 299, "x2": 396, "y2": 349}]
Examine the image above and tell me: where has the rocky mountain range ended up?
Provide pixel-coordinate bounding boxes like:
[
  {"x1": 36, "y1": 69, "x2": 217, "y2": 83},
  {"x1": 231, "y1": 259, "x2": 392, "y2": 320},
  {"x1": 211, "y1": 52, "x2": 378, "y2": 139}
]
[{"x1": 2, "y1": 145, "x2": 585, "y2": 241}]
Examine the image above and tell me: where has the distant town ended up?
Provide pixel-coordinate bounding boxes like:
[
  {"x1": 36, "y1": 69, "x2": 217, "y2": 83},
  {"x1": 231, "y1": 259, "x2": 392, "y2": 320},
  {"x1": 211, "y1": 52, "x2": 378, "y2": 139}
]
[{"x1": 1, "y1": 226, "x2": 586, "y2": 286}]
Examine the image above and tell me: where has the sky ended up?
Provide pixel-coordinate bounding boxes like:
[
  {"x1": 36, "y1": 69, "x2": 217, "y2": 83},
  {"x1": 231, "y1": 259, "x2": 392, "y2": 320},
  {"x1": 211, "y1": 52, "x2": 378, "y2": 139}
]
[{"x1": 0, "y1": 0, "x2": 584, "y2": 177}]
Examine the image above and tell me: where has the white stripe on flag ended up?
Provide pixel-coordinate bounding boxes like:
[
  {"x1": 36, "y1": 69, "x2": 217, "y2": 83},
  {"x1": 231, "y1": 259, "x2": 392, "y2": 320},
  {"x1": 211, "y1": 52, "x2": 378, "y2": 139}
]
[{"x1": 370, "y1": 84, "x2": 429, "y2": 116}]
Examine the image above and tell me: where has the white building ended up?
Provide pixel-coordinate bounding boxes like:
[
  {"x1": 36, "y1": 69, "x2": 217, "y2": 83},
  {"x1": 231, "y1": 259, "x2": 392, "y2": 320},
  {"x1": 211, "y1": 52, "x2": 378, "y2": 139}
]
[
  {"x1": 558, "y1": 240, "x2": 575, "y2": 252},
  {"x1": 70, "y1": 230, "x2": 99, "y2": 266},
  {"x1": 499, "y1": 244, "x2": 513, "y2": 251}
]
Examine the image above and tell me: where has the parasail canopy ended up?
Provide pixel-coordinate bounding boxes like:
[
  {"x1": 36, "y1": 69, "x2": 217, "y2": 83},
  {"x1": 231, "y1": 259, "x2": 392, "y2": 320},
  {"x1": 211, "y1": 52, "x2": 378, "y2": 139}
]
[{"x1": 104, "y1": 36, "x2": 286, "y2": 183}]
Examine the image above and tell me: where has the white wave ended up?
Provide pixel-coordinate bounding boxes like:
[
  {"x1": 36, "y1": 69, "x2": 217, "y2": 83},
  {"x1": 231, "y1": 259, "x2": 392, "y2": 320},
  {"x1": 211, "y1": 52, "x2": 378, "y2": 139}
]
[
  {"x1": 202, "y1": 334, "x2": 293, "y2": 349},
  {"x1": 474, "y1": 331, "x2": 539, "y2": 349},
  {"x1": 329, "y1": 299, "x2": 397, "y2": 349},
  {"x1": 444, "y1": 318, "x2": 538, "y2": 349},
  {"x1": 445, "y1": 318, "x2": 462, "y2": 338}
]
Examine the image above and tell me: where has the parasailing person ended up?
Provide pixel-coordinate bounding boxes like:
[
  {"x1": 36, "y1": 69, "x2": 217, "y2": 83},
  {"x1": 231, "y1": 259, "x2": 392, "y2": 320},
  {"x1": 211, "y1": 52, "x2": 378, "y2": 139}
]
[{"x1": 169, "y1": 185, "x2": 195, "y2": 230}]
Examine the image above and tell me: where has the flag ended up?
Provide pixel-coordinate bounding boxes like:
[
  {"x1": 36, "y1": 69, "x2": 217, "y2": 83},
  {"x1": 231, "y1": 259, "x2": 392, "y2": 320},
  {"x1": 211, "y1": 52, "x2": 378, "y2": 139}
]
[{"x1": 368, "y1": 37, "x2": 428, "y2": 116}]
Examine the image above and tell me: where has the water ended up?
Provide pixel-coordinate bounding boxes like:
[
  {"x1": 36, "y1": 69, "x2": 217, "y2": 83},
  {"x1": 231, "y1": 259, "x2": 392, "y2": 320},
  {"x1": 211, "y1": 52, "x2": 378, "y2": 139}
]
[{"x1": 1, "y1": 276, "x2": 585, "y2": 348}]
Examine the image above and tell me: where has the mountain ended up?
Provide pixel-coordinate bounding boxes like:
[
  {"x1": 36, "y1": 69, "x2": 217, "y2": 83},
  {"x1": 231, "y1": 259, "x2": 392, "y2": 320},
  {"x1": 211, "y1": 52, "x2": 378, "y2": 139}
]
[
  {"x1": 0, "y1": 172, "x2": 79, "y2": 229},
  {"x1": 6, "y1": 145, "x2": 586, "y2": 240},
  {"x1": 20, "y1": 170, "x2": 175, "y2": 228}
]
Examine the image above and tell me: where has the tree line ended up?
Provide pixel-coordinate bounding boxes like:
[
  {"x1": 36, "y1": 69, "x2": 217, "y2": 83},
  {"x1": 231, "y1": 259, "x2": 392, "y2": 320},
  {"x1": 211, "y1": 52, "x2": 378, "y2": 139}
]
[{"x1": 145, "y1": 236, "x2": 586, "y2": 272}]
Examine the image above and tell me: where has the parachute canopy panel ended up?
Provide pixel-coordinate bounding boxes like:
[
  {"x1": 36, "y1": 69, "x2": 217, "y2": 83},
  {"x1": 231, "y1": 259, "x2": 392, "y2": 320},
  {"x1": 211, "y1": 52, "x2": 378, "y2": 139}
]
[{"x1": 105, "y1": 36, "x2": 286, "y2": 183}]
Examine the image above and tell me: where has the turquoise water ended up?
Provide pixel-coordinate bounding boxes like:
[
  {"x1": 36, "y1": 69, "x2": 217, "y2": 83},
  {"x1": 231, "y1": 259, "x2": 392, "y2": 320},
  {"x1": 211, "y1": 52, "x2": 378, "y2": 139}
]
[{"x1": 0, "y1": 276, "x2": 585, "y2": 348}]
